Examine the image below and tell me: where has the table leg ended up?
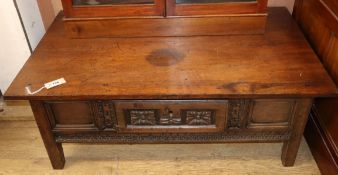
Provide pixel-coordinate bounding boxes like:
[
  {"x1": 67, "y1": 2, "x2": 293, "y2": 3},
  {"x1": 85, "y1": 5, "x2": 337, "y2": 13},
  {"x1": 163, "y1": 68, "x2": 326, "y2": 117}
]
[
  {"x1": 281, "y1": 99, "x2": 313, "y2": 166},
  {"x1": 30, "y1": 100, "x2": 65, "y2": 169}
]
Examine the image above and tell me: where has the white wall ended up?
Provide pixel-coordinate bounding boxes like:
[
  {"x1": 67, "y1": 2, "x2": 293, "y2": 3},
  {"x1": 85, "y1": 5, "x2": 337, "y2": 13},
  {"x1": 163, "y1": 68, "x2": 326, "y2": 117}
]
[
  {"x1": 51, "y1": 0, "x2": 63, "y2": 16},
  {"x1": 0, "y1": 0, "x2": 32, "y2": 92},
  {"x1": 0, "y1": 0, "x2": 46, "y2": 93},
  {"x1": 268, "y1": 0, "x2": 295, "y2": 13},
  {"x1": 16, "y1": 0, "x2": 46, "y2": 50}
]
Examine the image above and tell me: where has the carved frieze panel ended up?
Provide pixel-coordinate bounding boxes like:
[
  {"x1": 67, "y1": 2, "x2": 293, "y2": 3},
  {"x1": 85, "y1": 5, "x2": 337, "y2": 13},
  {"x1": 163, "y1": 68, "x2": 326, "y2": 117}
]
[
  {"x1": 125, "y1": 108, "x2": 215, "y2": 126},
  {"x1": 92, "y1": 101, "x2": 117, "y2": 131},
  {"x1": 55, "y1": 131, "x2": 291, "y2": 143},
  {"x1": 115, "y1": 100, "x2": 227, "y2": 132}
]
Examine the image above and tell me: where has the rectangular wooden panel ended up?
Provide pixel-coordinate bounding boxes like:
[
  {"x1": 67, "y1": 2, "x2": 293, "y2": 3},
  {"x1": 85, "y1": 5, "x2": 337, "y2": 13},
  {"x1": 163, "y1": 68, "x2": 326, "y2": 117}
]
[
  {"x1": 247, "y1": 99, "x2": 296, "y2": 130},
  {"x1": 323, "y1": 34, "x2": 338, "y2": 84},
  {"x1": 63, "y1": 15, "x2": 266, "y2": 38},
  {"x1": 251, "y1": 99, "x2": 295, "y2": 123},
  {"x1": 44, "y1": 101, "x2": 97, "y2": 130},
  {"x1": 115, "y1": 100, "x2": 227, "y2": 133}
]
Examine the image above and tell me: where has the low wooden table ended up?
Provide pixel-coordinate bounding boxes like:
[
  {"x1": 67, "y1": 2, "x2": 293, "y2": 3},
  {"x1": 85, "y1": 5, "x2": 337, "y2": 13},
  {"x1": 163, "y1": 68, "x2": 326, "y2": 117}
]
[{"x1": 5, "y1": 8, "x2": 337, "y2": 169}]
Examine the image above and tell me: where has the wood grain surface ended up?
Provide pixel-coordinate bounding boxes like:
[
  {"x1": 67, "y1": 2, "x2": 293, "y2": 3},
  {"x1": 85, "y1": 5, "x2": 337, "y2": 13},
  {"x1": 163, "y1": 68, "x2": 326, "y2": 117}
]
[
  {"x1": 63, "y1": 15, "x2": 267, "y2": 38},
  {"x1": 4, "y1": 8, "x2": 337, "y2": 100}
]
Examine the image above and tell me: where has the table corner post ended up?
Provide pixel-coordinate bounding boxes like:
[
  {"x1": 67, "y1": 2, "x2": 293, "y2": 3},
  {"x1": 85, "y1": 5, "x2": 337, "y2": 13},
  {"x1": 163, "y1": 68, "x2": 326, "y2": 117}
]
[
  {"x1": 29, "y1": 100, "x2": 65, "y2": 169},
  {"x1": 281, "y1": 98, "x2": 313, "y2": 166}
]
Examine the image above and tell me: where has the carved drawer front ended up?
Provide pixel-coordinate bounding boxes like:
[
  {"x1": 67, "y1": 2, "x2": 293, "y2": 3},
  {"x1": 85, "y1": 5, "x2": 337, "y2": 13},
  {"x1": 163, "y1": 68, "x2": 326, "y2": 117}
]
[
  {"x1": 115, "y1": 100, "x2": 227, "y2": 133},
  {"x1": 44, "y1": 101, "x2": 117, "y2": 131},
  {"x1": 247, "y1": 99, "x2": 296, "y2": 130}
]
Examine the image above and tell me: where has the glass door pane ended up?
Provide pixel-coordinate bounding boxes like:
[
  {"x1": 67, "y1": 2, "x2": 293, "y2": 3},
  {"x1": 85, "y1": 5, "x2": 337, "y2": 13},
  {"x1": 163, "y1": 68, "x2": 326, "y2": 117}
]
[
  {"x1": 167, "y1": 0, "x2": 266, "y2": 16},
  {"x1": 175, "y1": 0, "x2": 256, "y2": 4},
  {"x1": 73, "y1": 0, "x2": 155, "y2": 6}
]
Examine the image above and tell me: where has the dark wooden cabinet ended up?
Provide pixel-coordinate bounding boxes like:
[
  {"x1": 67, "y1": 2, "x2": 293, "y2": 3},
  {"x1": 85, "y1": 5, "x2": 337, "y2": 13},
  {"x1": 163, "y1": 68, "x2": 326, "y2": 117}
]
[
  {"x1": 61, "y1": 0, "x2": 268, "y2": 38},
  {"x1": 62, "y1": 0, "x2": 267, "y2": 17},
  {"x1": 293, "y1": 0, "x2": 338, "y2": 174}
]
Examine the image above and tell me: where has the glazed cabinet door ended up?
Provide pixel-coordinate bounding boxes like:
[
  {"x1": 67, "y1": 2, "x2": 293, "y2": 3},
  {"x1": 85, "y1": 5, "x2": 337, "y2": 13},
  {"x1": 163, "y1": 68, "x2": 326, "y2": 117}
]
[
  {"x1": 166, "y1": 0, "x2": 268, "y2": 16},
  {"x1": 61, "y1": 0, "x2": 166, "y2": 18}
]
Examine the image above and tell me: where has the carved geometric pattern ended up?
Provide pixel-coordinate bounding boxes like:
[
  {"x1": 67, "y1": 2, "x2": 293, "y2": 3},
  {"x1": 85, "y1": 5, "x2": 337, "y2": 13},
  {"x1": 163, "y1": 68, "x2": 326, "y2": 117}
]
[
  {"x1": 55, "y1": 131, "x2": 291, "y2": 143},
  {"x1": 160, "y1": 110, "x2": 181, "y2": 125},
  {"x1": 129, "y1": 110, "x2": 156, "y2": 125},
  {"x1": 126, "y1": 109, "x2": 216, "y2": 126},
  {"x1": 93, "y1": 101, "x2": 117, "y2": 131},
  {"x1": 103, "y1": 102, "x2": 116, "y2": 128},
  {"x1": 227, "y1": 100, "x2": 251, "y2": 129},
  {"x1": 160, "y1": 116, "x2": 181, "y2": 125},
  {"x1": 186, "y1": 111, "x2": 213, "y2": 125}
]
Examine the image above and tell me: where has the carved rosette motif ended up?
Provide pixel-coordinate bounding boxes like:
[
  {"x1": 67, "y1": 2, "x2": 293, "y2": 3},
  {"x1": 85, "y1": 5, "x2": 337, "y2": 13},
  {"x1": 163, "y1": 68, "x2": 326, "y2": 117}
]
[
  {"x1": 186, "y1": 111, "x2": 213, "y2": 125},
  {"x1": 130, "y1": 110, "x2": 156, "y2": 125},
  {"x1": 92, "y1": 101, "x2": 117, "y2": 131},
  {"x1": 227, "y1": 100, "x2": 251, "y2": 129}
]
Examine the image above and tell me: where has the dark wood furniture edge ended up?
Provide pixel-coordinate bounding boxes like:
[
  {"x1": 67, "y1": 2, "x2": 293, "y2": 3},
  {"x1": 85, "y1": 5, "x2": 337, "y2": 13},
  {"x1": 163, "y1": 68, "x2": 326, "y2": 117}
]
[
  {"x1": 304, "y1": 105, "x2": 338, "y2": 175},
  {"x1": 5, "y1": 94, "x2": 337, "y2": 101},
  {"x1": 293, "y1": 0, "x2": 338, "y2": 37}
]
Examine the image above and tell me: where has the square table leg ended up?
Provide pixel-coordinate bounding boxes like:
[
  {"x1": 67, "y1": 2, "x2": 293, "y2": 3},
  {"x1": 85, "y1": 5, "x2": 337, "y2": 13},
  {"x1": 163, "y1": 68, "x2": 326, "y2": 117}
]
[
  {"x1": 30, "y1": 100, "x2": 65, "y2": 169},
  {"x1": 281, "y1": 99, "x2": 313, "y2": 166}
]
